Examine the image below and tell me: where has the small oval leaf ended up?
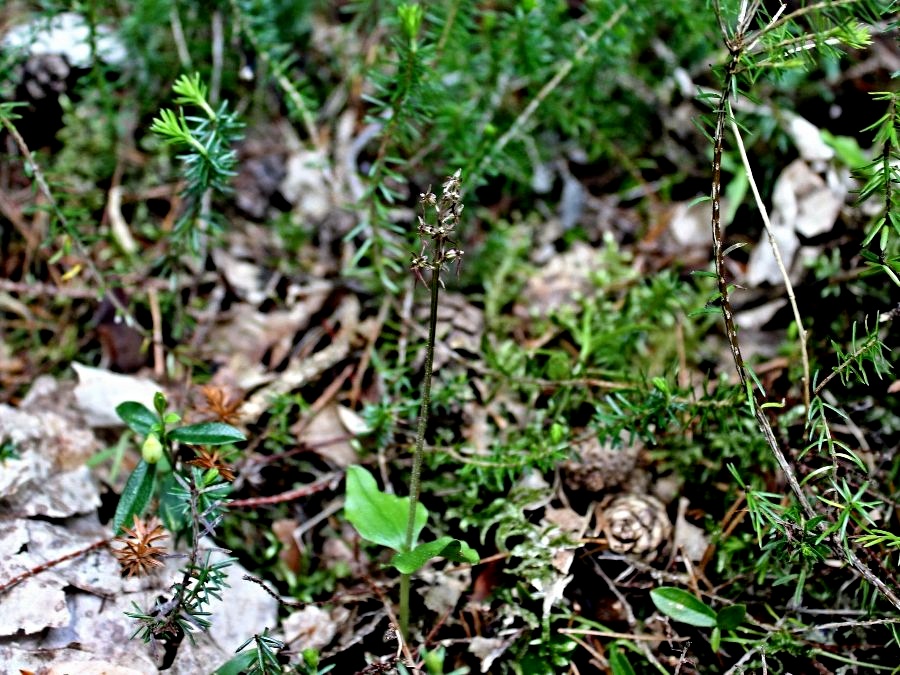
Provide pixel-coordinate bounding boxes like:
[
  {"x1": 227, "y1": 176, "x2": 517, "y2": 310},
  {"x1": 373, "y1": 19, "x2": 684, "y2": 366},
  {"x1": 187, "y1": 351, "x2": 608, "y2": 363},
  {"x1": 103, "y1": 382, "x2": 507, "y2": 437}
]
[
  {"x1": 344, "y1": 465, "x2": 427, "y2": 552},
  {"x1": 116, "y1": 401, "x2": 157, "y2": 436},
  {"x1": 716, "y1": 604, "x2": 747, "y2": 630},
  {"x1": 609, "y1": 645, "x2": 636, "y2": 675},
  {"x1": 390, "y1": 536, "x2": 479, "y2": 574},
  {"x1": 650, "y1": 587, "x2": 717, "y2": 627},
  {"x1": 169, "y1": 422, "x2": 246, "y2": 445},
  {"x1": 113, "y1": 460, "x2": 157, "y2": 534}
]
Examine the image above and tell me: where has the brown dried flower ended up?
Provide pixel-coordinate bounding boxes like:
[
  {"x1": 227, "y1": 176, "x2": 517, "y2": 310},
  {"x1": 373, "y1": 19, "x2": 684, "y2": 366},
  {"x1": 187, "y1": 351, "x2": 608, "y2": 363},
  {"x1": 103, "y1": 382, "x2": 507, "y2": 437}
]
[
  {"x1": 112, "y1": 515, "x2": 168, "y2": 577},
  {"x1": 187, "y1": 447, "x2": 236, "y2": 482},
  {"x1": 198, "y1": 384, "x2": 244, "y2": 425}
]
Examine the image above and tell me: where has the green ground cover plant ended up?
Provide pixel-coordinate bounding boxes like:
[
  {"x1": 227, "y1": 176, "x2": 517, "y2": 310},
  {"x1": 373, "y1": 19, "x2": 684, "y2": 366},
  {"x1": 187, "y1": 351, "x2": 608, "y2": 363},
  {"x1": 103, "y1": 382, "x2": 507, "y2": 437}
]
[{"x1": 1, "y1": 0, "x2": 899, "y2": 673}]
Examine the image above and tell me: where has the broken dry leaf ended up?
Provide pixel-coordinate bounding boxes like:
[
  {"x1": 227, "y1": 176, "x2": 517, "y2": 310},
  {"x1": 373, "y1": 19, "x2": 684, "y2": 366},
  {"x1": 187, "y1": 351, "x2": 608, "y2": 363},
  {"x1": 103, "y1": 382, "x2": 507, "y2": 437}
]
[
  {"x1": 469, "y1": 635, "x2": 513, "y2": 673},
  {"x1": 544, "y1": 506, "x2": 588, "y2": 535},
  {"x1": 295, "y1": 403, "x2": 359, "y2": 468},
  {"x1": 271, "y1": 518, "x2": 301, "y2": 571},
  {"x1": 238, "y1": 295, "x2": 359, "y2": 423},
  {"x1": 418, "y1": 567, "x2": 469, "y2": 616},
  {"x1": 673, "y1": 498, "x2": 710, "y2": 563},
  {"x1": 745, "y1": 159, "x2": 843, "y2": 286},
  {"x1": 212, "y1": 249, "x2": 270, "y2": 305},
  {"x1": 283, "y1": 606, "x2": 337, "y2": 652}
]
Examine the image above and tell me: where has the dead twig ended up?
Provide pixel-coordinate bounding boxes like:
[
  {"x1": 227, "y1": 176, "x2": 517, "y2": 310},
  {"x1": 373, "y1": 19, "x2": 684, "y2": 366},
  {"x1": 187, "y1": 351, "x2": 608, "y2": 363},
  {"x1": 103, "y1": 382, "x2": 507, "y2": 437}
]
[
  {"x1": 0, "y1": 537, "x2": 110, "y2": 595},
  {"x1": 226, "y1": 472, "x2": 341, "y2": 508},
  {"x1": 591, "y1": 558, "x2": 669, "y2": 672},
  {"x1": 728, "y1": 103, "x2": 810, "y2": 410}
]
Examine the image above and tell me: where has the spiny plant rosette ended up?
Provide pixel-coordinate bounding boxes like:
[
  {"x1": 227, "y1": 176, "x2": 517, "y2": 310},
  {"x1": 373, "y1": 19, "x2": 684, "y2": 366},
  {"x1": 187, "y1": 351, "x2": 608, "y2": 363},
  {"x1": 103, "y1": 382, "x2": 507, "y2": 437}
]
[{"x1": 344, "y1": 170, "x2": 478, "y2": 651}]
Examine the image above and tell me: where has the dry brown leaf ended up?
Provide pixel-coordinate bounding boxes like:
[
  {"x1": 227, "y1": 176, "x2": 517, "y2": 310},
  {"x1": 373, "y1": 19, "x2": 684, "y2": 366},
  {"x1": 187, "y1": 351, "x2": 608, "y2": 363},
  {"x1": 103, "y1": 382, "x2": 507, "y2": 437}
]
[{"x1": 294, "y1": 403, "x2": 360, "y2": 468}]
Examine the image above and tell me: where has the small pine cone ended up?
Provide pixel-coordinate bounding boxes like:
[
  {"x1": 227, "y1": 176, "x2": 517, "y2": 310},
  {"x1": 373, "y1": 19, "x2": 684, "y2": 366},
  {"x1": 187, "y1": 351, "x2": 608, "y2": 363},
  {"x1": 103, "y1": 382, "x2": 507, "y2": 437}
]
[
  {"x1": 19, "y1": 53, "x2": 72, "y2": 100},
  {"x1": 563, "y1": 436, "x2": 639, "y2": 493},
  {"x1": 599, "y1": 494, "x2": 671, "y2": 560}
]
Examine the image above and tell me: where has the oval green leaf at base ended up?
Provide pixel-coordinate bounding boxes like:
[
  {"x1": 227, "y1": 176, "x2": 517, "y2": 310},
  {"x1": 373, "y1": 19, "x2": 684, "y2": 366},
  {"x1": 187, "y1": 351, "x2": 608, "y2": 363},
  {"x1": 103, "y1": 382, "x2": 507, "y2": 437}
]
[
  {"x1": 711, "y1": 626, "x2": 722, "y2": 652},
  {"x1": 609, "y1": 645, "x2": 636, "y2": 675},
  {"x1": 716, "y1": 604, "x2": 747, "y2": 630},
  {"x1": 390, "y1": 536, "x2": 480, "y2": 574},
  {"x1": 212, "y1": 651, "x2": 255, "y2": 675},
  {"x1": 650, "y1": 587, "x2": 717, "y2": 627},
  {"x1": 344, "y1": 465, "x2": 427, "y2": 552}
]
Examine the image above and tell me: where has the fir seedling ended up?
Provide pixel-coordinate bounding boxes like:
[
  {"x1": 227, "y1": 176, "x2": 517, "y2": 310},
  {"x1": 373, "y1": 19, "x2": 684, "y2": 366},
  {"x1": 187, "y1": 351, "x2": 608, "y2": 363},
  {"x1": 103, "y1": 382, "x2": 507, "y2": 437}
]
[
  {"x1": 346, "y1": 3, "x2": 436, "y2": 292},
  {"x1": 220, "y1": 629, "x2": 285, "y2": 675},
  {"x1": 150, "y1": 72, "x2": 244, "y2": 260}
]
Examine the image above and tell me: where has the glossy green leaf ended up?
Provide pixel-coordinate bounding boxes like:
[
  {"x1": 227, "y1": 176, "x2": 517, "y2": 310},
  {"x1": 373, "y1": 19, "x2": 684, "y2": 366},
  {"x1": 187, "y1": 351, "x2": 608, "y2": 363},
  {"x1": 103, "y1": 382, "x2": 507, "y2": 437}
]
[
  {"x1": 716, "y1": 604, "x2": 747, "y2": 630},
  {"x1": 650, "y1": 587, "x2": 717, "y2": 627},
  {"x1": 212, "y1": 651, "x2": 255, "y2": 675},
  {"x1": 153, "y1": 392, "x2": 167, "y2": 416},
  {"x1": 169, "y1": 422, "x2": 246, "y2": 445},
  {"x1": 344, "y1": 465, "x2": 426, "y2": 552},
  {"x1": 390, "y1": 536, "x2": 479, "y2": 574},
  {"x1": 116, "y1": 401, "x2": 157, "y2": 436},
  {"x1": 113, "y1": 460, "x2": 157, "y2": 534},
  {"x1": 711, "y1": 626, "x2": 722, "y2": 652},
  {"x1": 609, "y1": 645, "x2": 636, "y2": 675}
]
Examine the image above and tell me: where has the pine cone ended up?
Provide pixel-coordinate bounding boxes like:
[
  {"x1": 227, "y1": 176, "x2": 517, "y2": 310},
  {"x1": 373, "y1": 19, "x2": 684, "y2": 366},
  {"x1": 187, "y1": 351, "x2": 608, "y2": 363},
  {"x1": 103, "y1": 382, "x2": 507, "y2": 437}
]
[
  {"x1": 599, "y1": 493, "x2": 671, "y2": 560},
  {"x1": 18, "y1": 53, "x2": 72, "y2": 100}
]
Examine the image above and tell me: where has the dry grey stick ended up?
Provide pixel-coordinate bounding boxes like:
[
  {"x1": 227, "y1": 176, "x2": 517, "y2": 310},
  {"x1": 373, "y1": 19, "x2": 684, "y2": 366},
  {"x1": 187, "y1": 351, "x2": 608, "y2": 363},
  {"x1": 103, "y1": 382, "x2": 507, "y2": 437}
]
[{"x1": 728, "y1": 104, "x2": 810, "y2": 410}]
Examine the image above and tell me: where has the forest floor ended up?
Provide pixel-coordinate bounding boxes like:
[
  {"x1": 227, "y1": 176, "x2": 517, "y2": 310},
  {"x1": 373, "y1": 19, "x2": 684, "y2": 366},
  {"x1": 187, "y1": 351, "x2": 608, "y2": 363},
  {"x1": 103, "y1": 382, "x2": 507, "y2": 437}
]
[{"x1": 2, "y1": 3, "x2": 900, "y2": 674}]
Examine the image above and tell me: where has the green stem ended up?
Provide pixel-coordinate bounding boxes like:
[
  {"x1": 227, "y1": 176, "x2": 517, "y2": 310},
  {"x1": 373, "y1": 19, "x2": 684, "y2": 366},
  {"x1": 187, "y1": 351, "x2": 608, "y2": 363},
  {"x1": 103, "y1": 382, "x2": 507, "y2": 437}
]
[
  {"x1": 399, "y1": 572, "x2": 411, "y2": 639},
  {"x1": 399, "y1": 261, "x2": 441, "y2": 639}
]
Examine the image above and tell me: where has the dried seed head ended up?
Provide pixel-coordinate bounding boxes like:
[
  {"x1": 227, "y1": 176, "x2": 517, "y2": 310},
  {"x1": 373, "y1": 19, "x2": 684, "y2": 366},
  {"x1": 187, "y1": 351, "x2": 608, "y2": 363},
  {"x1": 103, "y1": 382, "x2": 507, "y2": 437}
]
[
  {"x1": 187, "y1": 447, "x2": 236, "y2": 482},
  {"x1": 112, "y1": 515, "x2": 168, "y2": 577}
]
